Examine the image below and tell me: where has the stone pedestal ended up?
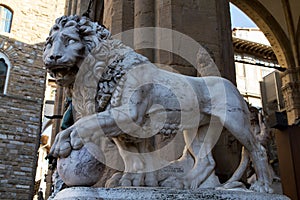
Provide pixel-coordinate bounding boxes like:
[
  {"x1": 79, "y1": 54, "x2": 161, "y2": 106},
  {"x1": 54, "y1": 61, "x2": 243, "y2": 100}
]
[{"x1": 53, "y1": 187, "x2": 289, "y2": 200}]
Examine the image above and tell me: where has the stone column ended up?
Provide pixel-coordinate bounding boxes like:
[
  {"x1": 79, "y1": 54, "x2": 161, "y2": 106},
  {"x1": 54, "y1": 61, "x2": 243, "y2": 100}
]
[
  {"x1": 280, "y1": 0, "x2": 300, "y2": 125},
  {"x1": 154, "y1": 0, "x2": 238, "y2": 180},
  {"x1": 274, "y1": 1, "x2": 300, "y2": 197},
  {"x1": 65, "y1": 0, "x2": 104, "y2": 23},
  {"x1": 103, "y1": 0, "x2": 134, "y2": 46},
  {"x1": 134, "y1": 0, "x2": 155, "y2": 62},
  {"x1": 277, "y1": 67, "x2": 300, "y2": 199},
  {"x1": 281, "y1": 68, "x2": 300, "y2": 125},
  {"x1": 155, "y1": 0, "x2": 235, "y2": 81}
]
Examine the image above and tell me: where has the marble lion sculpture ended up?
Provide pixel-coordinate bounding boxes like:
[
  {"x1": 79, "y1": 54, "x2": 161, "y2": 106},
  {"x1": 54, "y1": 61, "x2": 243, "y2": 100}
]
[{"x1": 43, "y1": 15, "x2": 273, "y2": 193}]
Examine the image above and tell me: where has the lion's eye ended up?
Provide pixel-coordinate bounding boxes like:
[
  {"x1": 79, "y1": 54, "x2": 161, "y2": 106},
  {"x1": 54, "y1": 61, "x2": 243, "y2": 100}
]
[
  {"x1": 45, "y1": 37, "x2": 53, "y2": 49},
  {"x1": 46, "y1": 42, "x2": 52, "y2": 49},
  {"x1": 68, "y1": 39, "x2": 76, "y2": 45}
]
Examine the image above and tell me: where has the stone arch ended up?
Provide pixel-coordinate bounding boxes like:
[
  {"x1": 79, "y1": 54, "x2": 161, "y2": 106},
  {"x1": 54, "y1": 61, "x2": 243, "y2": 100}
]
[
  {"x1": 0, "y1": 3, "x2": 13, "y2": 10},
  {"x1": 0, "y1": 4, "x2": 13, "y2": 15},
  {"x1": 0, "y1": 51, "x2": 11, "y2": 94},
  {"x1": 0, "y1": 3, "x2": 14, "y2": 15},
  {"x1": 230, "y1": 0, "x2": 295, "y2": 69}
]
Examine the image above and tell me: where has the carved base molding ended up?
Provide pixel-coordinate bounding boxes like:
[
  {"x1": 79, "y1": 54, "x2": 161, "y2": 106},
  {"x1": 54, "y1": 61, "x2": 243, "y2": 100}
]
[
  {"x1": 52, "y1": 187, "x2": 289, "y2": 200},
  {"x1": 281, "y1": 80, "x2": 300, "y2": 124}
]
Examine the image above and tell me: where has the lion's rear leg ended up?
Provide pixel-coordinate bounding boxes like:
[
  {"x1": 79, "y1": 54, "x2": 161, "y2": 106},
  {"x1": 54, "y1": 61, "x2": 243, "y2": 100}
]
[
  {"x1": 220, "y1": 146, "x2": 250, "y2": 190},
  {"x1": 222, "y1": 113, "x2": 273, "y2": 193},
  {"x1": 247, "y1": 143, "x2": 273, "y2": 193},
  {"x1": 183, "y1": 151, "x2": 216, "y2": 189},
  {"x1": 182, "y1": 122, "x2": 221, "y2": 189}
]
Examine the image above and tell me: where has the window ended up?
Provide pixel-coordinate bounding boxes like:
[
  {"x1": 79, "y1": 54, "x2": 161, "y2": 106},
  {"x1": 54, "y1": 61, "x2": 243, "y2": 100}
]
[
  {"x1": 0, "y1": 5, "x2": 13, "y2": 33},
  {"x1": 0, "y1": 53, "x2": 10, "y2": 94},
  {"x1": 0, "y1": 58, "x2": 7, "y2": 93}
]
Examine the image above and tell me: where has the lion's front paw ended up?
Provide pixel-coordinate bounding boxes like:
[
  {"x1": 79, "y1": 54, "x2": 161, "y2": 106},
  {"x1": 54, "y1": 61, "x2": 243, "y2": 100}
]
[
  {"x1": 144, "y1": 172, "x2": 158, "y2": 187},
  {"x1": 118, "y1": 173, "x2": 144, "y2": 187},
  {"x1": 49, "y1": 126, "x2": 82, "y2": 158}
]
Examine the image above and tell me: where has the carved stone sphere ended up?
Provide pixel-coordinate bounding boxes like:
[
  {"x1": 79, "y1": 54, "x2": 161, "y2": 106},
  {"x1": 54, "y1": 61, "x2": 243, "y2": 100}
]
[{"x1": 57, "y1": 146, "x2": 105, "y2": 186}]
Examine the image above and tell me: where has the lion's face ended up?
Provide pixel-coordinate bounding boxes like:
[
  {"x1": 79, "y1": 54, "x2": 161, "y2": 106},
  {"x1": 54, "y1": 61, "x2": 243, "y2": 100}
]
[
  {"x1": 43, "y1": 21, "x2": 87, "y2": 86},
  {"x1": 43, "y1": 15, "x2": 111, "y2": 87}
]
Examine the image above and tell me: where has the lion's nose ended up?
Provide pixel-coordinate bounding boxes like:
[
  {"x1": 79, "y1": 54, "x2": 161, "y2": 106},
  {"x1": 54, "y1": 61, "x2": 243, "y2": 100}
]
[{"x1": 49, "y1": 54, "x2": 62, "y2": 61}]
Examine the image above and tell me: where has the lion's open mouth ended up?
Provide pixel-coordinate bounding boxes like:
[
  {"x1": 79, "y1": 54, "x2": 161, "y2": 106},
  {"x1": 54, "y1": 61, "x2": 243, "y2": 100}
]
[
  {"x1": 47, "y1": 64, "x2": 76, "y2": 76},
  {"x1": 46, "y1": 62, "x2": 74, "y2": 70},
  {"x1": 46, "y1": 64, "x2": 78, "y2": 86}
]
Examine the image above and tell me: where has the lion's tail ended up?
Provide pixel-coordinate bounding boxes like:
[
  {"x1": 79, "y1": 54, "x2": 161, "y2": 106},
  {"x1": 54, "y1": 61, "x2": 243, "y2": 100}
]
[{"x1": 196, "y1": 46, "x2": 220, "y2": 77}]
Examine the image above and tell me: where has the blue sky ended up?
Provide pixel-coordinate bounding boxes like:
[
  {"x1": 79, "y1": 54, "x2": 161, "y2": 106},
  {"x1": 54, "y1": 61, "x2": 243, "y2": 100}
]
[{"x1": 230, "y1": 3, "x2": 257, "y2": 29}]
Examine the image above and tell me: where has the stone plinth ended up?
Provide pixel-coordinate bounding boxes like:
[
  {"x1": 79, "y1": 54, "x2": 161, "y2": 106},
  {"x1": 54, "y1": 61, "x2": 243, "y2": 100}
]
[{"x1": 53, "y1": 187, "x2": 289, "y2": 200}]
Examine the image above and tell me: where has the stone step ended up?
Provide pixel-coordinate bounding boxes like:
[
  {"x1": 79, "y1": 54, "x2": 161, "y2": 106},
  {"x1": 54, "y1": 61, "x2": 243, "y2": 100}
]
[{"x1": 53, "y1": 187, "x2": 290, "y2": 200}]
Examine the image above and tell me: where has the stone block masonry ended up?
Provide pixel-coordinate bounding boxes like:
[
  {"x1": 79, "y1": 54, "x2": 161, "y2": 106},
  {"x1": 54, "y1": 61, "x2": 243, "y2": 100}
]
[
  {"x1": 0, "y1": 34, "x2": 46, "y2": 199},
  {"x1": 0, "y1": 0, "x2": 66, "y2": 198},
  {"x1": 0, "y1": 96, "x2": 42, "y2": 200}
]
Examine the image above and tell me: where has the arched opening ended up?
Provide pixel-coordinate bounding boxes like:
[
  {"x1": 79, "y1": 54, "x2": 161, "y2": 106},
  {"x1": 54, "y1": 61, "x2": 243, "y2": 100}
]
[
  {"x1": 230, "y1": 3, "x2": 283, "y2": 108},
  {"x1": 230, "y1": 0, "x2": 294, "y2": 69},
  {"x1": 229, "y1": 2, "x2": 284, "y2": 194},
  {"x1": 0, "y1": 58, "x2": 7, "y2": 92},
  {"x1": 0, "y1": 4, "x2": 13, "y2": 33},
  {"x1": 0, "y1": 52, "x2": 11, "y2": 94}
]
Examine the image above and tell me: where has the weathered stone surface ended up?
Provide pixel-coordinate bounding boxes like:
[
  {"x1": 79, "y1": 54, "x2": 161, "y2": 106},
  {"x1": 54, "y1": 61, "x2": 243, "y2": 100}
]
[
  {"x1": 57, "y1": 147, "x2": 105, "y2": 186},
  {"x1": 53, "y1": 187, "x2": 290, "y2": 200}
]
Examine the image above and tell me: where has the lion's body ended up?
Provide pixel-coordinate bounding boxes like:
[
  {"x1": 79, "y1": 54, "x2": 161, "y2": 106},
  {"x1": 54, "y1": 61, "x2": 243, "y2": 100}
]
[{"x1": 43, "y1": 15, "x2": 273, "y2": 192}]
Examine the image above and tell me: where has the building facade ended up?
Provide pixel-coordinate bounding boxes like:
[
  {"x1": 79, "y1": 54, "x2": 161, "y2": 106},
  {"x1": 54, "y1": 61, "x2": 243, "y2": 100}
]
[
  {"x1": 0, "y1": 0, "x2": 299, "y2": 199},
  {"x1": 232, "y1": 28, "x2": 278, "y2": 107},
  {"x1": 0, "y1": 1, "x2": 66, "y2": 199}
]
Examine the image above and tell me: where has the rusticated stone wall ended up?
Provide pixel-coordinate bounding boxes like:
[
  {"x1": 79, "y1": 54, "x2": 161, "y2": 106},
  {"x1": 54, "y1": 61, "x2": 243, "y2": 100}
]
[
  {"x1": 0, "y1": 0, "x2": 66, "y2": 199},
  {"x1": 0, "y1": 98, "x2": 42, "y2": 199},
  {"x1": 0, "y1": 35, "x2": 45, "y2": 200}
]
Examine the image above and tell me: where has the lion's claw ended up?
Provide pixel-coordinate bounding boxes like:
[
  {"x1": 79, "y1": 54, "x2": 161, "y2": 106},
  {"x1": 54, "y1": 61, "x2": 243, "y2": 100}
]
[
  {"x1": 58, "y1": 141, "x2": 72, "y2": 158},
  {"x1": 70, "y1": 130, "x2": 83, "y2": 150},
  {"x1": 49, "y1": 125, "x2": 82, "y2": 158}
]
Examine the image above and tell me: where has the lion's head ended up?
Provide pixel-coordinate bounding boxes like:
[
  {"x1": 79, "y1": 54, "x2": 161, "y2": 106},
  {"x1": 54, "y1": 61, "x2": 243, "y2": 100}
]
[{"x1": 43, "y1": 15, "x2": 111, "y2": 86}]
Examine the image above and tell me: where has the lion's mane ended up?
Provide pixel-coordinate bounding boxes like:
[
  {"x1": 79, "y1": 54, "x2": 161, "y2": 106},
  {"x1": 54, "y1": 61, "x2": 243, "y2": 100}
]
[
  {"x1": 50, "y1": 16, "x2": 137, "y2": 120},
  {"x1": 48, "y1": 15, "x2": 111, "y2": 52}
]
